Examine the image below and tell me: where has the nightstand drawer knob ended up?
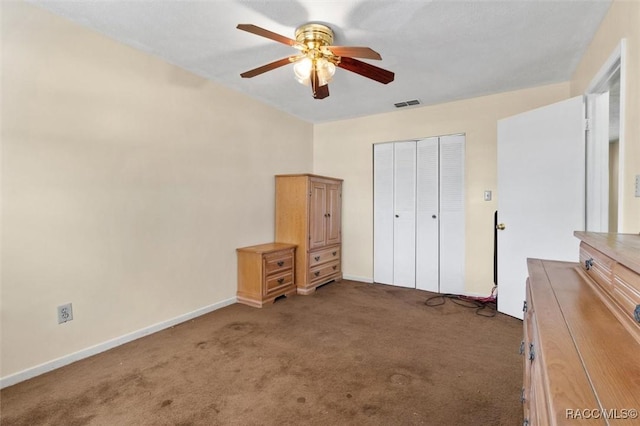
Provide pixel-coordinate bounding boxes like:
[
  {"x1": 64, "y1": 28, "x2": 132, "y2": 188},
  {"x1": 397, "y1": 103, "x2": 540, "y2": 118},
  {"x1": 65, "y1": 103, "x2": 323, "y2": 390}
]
[
  {"x1": 277, "y1": 261, "x2": 284, "y2": 267},
  {"x1": 332, "y1": 251, "x2": 337, "y2": 256},
  {"x1": 277, "y1": 278, "x2": 284, "y2": 284},
  {"x1": 314, "y1": 271, "x2": 320, "y2": 277},
  {"x1": 314, "y1": 256, "x2": 320, "y2": 261},
  {"x1": 332, "y1": 265, "x2": 337, "y2": 270}
]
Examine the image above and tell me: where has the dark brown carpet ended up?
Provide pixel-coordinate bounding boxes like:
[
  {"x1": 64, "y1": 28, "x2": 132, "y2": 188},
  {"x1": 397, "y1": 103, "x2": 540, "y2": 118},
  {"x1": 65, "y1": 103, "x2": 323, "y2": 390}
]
[{"x1": 1, "y1": 280, "x2": 523, "y2": 425}]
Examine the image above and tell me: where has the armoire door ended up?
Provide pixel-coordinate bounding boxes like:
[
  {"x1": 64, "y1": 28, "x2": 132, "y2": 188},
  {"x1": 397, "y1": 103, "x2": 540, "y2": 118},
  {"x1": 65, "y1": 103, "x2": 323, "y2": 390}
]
[
  {"x1": 326, "y1": 183, "x2": 341, "y2": 246},
  {"x1": 309, "y1": 180, "x2": 327, "y2": 250}
]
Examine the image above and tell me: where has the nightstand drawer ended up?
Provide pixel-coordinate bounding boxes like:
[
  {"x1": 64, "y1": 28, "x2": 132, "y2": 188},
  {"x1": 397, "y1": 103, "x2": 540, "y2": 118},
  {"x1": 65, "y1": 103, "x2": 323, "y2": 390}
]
[
  {"x1": 265, "y1": 270, "x2": 294, "y2": 294},
  {"x1": 264, "y1": 251, "x2": 293, "y2": 276}
]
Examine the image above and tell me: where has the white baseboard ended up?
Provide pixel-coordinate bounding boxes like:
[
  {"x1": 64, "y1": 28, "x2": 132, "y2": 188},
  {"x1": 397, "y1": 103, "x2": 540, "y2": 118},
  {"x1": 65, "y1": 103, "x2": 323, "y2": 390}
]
[
  {"x1": 0, "y1": 296, "x2": 237, "y2": 389},
  {"x1": 342, "y1": 274, "x2": 374, "y2": 283}
]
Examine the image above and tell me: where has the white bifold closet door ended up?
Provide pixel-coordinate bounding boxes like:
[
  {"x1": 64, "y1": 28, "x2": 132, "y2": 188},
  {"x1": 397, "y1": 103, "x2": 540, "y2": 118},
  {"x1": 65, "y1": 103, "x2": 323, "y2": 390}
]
[{"x1": 373, "y1": 135, "x2": 465, "y2": 294}]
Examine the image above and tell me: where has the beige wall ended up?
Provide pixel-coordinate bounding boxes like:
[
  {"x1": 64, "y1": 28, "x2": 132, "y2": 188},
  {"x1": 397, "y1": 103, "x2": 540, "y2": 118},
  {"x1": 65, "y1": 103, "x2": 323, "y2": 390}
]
[
  {"x1": 313, "y1": 83, "x2": 571, "y2": 295},
  {"x1": 571, "y1": 0, "x2": 640, "y2": 233},
  {"x1": 1, "y1": 2, "x2": 312, "y2": 378}
]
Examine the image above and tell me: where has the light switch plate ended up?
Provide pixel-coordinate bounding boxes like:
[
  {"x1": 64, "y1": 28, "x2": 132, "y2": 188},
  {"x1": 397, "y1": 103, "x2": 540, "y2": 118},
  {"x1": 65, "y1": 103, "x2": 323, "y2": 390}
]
[{"x1": 484, "y1": 190, "x2": 492, "y2": 201}]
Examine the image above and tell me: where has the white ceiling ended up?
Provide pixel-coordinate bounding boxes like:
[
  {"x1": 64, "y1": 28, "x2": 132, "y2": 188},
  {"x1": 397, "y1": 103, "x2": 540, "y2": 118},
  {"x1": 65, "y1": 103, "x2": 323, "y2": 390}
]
[{"x1": 28, "y1": 0, "x2": 612, "y2": 124}]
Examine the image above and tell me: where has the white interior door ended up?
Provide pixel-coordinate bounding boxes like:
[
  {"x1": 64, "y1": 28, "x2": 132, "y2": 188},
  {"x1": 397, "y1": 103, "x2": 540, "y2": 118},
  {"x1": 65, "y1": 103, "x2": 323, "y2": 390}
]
[
  {"x1": 373, "y1": 143, "x2": 394, "y2": 285},
  {"x1": 416, "y1": 138, "x2": 439, "y2": 292},
  {"x1": 497, "y1": 96, "x2": 585, "y2": 319},
  {"x1": 439, "y1": 135, "x2": 465, "y2": 295},
  {"x1": 393, "y1": 142, "x2": 416, "y2": 288}
]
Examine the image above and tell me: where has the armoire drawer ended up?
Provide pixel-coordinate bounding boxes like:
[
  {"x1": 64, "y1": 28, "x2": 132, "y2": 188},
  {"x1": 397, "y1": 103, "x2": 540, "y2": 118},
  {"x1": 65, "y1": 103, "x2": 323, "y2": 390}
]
[
  {"x1": 309, "y1": 260, "x2": 340, "y2": 284},
  {"x1": 309, "y1": 246, "x2": 341, "y2": 267}
]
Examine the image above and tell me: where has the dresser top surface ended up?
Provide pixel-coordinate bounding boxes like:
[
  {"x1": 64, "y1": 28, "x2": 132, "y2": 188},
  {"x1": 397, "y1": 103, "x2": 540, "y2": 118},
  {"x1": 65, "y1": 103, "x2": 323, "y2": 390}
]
[{"x1": 574, "y1": 231, "x2": 640, "y2": 274}]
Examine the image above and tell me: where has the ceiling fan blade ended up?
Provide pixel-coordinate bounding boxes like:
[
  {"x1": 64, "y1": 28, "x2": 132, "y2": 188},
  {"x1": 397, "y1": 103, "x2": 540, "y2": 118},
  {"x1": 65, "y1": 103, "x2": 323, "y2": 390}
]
[
  {"x1": 337, "y1": 56, "x2": 395, "y2": 84},
  {"x1": 324, "y1": 46, "x2": 381, "y2": 60},
  {"x1": 310, "y1": 67, "x2": 330, "y2": 99},
  {"x1": 237, "y1": 24, "x2": 303, "y2": 49},
  {"x1": 240, "y1": 57, "x2": 295, "y2": 78}
]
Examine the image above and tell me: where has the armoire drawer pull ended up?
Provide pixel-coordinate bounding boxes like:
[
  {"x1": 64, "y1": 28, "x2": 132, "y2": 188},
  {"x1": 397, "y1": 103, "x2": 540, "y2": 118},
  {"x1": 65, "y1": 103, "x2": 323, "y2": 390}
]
[
  {"x1": 332, "y1": 265, "x2": 337, "y2": 270},
  {"x1": 277, "y1": 278, "x2": 284, "y2": 284},
  {"x1": 314, "y1": 256, "x2": 320, "y2": 261},
  {"x1": 332, "y1": 251, "x2": 337, "y2": 256},
  {"x1": 314, "y1": 271, "x2": 320, "y2": 277},
  {"x1": 277, "y1": 261, "x2": 284, "y2": 267}
]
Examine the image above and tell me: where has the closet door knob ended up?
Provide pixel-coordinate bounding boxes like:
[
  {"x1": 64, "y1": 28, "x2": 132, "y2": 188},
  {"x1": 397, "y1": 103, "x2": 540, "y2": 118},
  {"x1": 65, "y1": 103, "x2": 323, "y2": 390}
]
[
  {"x1": 432, "y1": 215, "x2": 437, "y2": 219},
  {"x1": 395, "y1": 214, "x2": 399, "y2": 218}
]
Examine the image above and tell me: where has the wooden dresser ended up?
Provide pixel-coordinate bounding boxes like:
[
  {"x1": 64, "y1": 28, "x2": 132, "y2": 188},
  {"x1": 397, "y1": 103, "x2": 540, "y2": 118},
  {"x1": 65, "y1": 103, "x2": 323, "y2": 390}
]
[
  {"x1": 275, "y1": 174, "x2": 342, "y2": 295},
  {"x1": 523, "y1": 232, "x2": 640, "y2": 425},
  {"x1": 236, "y1": 243, "x2": 297, "y2": 307}
]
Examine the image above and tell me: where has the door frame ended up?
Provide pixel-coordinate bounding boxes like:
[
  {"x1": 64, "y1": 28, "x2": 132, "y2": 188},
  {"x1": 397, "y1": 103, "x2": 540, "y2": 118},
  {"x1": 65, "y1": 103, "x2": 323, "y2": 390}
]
[{"x1": 585, "y1": 39, "x2": 627, "y2": 231}]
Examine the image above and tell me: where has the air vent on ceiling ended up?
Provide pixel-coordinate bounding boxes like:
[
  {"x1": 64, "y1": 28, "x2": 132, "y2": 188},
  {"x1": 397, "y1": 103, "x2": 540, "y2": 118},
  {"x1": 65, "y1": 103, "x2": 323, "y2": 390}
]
[{"x1": 394, "y1": 99, "x2": 421, "y2": 108}]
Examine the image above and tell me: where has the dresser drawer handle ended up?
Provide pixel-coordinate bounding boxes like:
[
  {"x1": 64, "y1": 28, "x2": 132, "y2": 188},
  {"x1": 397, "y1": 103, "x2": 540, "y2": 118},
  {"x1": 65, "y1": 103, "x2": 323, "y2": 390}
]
[
  {"x1": 332, "y1": 265, "x2": 337, "y2": 270},
  {"x1": 528, "y1": 343, "x2": 535, "y2": 362},
  {"x1": 277, "y1": 261, "x2": 284, "y2": 267},
  {"x1": 277, "y1": 278, "x2": 284, "y2": 284},
  {"x1": 585, "y1": 258, "x2": 594, "y2": 270},
  {"x1": 314, "y1": 256, "x2": 320, "y2": 261},
  {"x1": 332, "y1": 251, "x2": 337, "y2": 256},
  {"x1": 314, "y1": 271, "x2": 320, "y2": 277}
]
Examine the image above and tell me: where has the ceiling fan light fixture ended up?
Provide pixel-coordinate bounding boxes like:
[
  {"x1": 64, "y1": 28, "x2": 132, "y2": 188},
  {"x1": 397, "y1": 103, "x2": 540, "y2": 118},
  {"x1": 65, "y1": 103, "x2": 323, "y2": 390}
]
[{"x1": 294, "y1": 57, "x2": 335, "y2": 86}]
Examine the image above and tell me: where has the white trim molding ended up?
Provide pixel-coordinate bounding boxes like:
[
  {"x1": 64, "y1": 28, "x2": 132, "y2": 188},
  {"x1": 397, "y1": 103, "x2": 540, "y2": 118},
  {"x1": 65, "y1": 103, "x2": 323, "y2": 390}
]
[{"x1": 0, "y1": 297, "x2": 237, "y2": 389}]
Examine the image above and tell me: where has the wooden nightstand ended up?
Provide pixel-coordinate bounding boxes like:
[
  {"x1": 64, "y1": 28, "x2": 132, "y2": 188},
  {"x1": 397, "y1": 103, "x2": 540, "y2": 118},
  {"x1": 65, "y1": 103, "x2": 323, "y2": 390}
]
[{"x1": 236, "y1": 243, "x2": 297, "y2": 307}]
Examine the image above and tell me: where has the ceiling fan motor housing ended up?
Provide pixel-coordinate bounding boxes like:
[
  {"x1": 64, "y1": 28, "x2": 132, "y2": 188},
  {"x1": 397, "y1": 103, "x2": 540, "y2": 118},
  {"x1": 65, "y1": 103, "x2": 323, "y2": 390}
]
[{"x1": 295, "y1": 23, "x2": 334, "y2": 49}]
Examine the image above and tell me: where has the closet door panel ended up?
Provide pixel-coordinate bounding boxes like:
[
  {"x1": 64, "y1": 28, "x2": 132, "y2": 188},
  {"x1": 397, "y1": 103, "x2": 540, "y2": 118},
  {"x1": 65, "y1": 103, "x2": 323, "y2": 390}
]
[
  {"x1": 373, "y1": 143, "x2": 394, "y2": 285},
  {"x1": 393, "y1": 141, "x2": 416, "y2": 288},
  {"x1": 439, "y1": 135, "x2": 465, "y2": 295},
  {"x1": 416, "y1": 138, "x2": 440, "y2": 292}
]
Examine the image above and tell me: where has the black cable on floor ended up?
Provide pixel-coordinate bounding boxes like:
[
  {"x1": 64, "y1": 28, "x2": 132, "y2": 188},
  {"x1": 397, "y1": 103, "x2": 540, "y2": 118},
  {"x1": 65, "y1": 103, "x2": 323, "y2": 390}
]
[{"x1": 425, "y1": 293, "x2": 497, "y2": 317}]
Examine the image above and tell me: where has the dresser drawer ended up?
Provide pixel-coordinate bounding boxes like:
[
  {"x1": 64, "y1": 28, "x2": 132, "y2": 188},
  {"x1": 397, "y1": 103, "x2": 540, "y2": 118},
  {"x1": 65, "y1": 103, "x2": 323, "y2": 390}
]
[
  {"x1": 612, "y1": 263, "x2": 640, "y2": 324},
  {"x1": 580, "y1": 242, "x2": 615, "y2": 294},
  {"x1": 309, "y1": 246, "x2": 341, "y2": 267},
  {"x1": 309, "y1": 260, "x2": 340, "y2": 284},
  {"x1": 264, "y1": 250, "x2": 294, "y2": 276}
]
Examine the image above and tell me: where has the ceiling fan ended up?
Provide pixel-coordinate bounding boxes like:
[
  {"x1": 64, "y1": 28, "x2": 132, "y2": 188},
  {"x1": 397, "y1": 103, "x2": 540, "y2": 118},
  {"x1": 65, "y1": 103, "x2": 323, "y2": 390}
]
[{"x1": 237, "y1": 23, "x2": 395, "y2": 100}]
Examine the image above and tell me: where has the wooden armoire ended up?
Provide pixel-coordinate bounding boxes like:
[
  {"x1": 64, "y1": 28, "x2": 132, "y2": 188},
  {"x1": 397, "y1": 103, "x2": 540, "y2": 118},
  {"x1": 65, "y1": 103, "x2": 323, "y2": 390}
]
[{"x1": 275, "y1": 174, "x2": 342, "y2": 294}]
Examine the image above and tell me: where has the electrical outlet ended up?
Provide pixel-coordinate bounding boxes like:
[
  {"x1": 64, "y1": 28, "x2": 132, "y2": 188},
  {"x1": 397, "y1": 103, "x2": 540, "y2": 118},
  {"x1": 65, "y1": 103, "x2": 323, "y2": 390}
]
[
  {"x1": 57, "y1": 303, "x2": 73, "y2": 324},
  {"x1": 635, "y1": 175, "x2": 640, "y2": 197}
]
